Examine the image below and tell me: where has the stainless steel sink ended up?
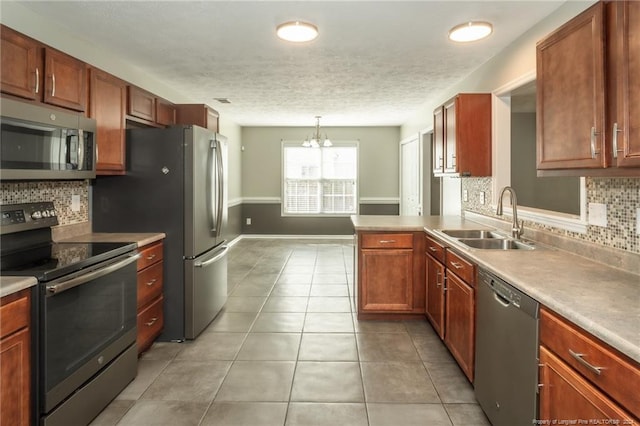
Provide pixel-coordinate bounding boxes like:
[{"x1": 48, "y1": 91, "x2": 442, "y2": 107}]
[
  {"x1": 457, "y1": 238, "x2": 535, "y2": 250},
  {"x1": 440, "y1": 229, "x2": 506, "y2": 239}
]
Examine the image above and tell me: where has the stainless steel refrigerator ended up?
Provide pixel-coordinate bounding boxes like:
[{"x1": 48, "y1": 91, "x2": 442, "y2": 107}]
[{"x1": 93, "y1": 125, "x2": 228, "y2": 341}]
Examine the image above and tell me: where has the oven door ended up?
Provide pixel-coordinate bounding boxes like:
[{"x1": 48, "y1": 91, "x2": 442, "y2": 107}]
[{"x1": 41, "y1": 251, "x2": 139, "y2": 413}]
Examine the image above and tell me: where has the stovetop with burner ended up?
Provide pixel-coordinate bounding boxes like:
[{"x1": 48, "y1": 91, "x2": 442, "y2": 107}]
[{"x1": 0, "y1": 202, "x2": 136, "y2": 282}]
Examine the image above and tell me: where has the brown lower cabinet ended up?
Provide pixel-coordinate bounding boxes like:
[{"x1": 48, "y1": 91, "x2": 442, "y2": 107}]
[
  {"x1": 539, "y1": 307, "x2": 640, "y2": 422},
  {"x1": 136, "y1": 241, "x2": 164, "y2": 354},
  {"x1": 0, "y1": 288, "x2": 31, "y2": 426},
  {"x1": 356, "y1": 232, "x2": 425, "y2": 319},
  {"x1": 425, "y1": 234, "x2": 476, "y2": 382}
]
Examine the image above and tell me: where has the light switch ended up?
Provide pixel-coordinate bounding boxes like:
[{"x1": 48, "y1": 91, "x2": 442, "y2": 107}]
[
  {"x1": 637, "y1": 208, "x2": 640, "y2": 235},
  {"x1": 463, "y1": 190, "x2": 468, "y2": 202},
  {"x1": 71, "y1": 194, "x2": 81, "y2": 212},
  {"x1": 479, "y1": 191, "x2": 485, "y2": 205},
  {"x1": 588, "y1": 202, "x2": 607, "y2": 227}
]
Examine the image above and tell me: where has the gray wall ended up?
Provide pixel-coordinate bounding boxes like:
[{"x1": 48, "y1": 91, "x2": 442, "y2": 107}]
[
  {"x1": 511, "y1": 113, "x2": 580, "y2": 215},
  {"x1": 240, "y1": 126, "x2": 400, "y2": 235}
]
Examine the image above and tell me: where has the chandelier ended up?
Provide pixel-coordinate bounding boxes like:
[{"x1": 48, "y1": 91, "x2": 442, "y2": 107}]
[{"x1": 302, "y1": 116, "x2": 332, "y2": 148}]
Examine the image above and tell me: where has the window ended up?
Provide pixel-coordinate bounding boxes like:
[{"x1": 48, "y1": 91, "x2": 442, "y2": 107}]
[{"x1": 282, "y1": 142, "x2": 358, "y2": 215}]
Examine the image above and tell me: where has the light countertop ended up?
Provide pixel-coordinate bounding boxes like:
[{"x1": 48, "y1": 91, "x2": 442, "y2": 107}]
[
  {"x1": 1, "y1": 276, "x2": 38, "y2": 298},
  {"x1": 352, "y1": 215, "x2": 640, "y2": 364}
]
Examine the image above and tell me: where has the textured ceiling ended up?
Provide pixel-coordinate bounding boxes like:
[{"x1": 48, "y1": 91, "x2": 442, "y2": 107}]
[{"x1": 19, "y1": 1, "x2": 565, "y2": 126}]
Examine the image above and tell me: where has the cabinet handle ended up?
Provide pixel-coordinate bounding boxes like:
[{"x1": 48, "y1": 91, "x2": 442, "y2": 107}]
[
  {"x1": 569, "y1": 349, "x2": 602, "y2": 375},
  {"x1": 450, "y1": 261, "x2": 463, "y2": 270},
  {"x1": 428, "y1": 246, "x2": 438, "y2": 252},
  {"x1": 378, "y1": 240, "x2": 396, "y2": 244},
  {"x1": 590, "y1": 127, "x2": 600, "y2": 159},
  {"x1": 34, "y1": 68, "x2": 39, "y2": 94},
  {"x1": 146, "y1": 278, "x2": 157, "y2": 286},
  {"x1": 51, "y1": 74, "x2": 56, "y2": 97},
  {"x1": 612, "y1": 122, "x2": 623, "y2": 159},
  {"x1": 145, "y1": 317, "x2": 158, "y2": 327},
  {"x1": 146, "y1": 254, "x2": 157, "y2": 260}
]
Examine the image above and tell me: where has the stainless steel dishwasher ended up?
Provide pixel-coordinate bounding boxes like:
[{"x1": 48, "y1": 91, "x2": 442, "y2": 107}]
[{"x1": 475, "y1": 269, "x2": 539, "y2": 426}]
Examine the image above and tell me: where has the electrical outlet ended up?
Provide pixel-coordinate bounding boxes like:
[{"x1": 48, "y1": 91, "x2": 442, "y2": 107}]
[
  {"x1": 588, "y1": 202, "x2": 607, "y2": 227},
  {"x1": 246, "y1": 218, "x2": 252, "y2": 225},
  {"x1": 71, "y1": 194, "x2": 81, "y2": 212},
  {"x1": 479, "y1": 191, "x2": 485, "y2": 205},
  {"x1": 463, "y1": 190, "x2": 468, "y2": 202}
]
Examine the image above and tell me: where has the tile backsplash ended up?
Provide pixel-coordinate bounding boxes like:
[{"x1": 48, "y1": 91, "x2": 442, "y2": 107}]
[
  {"x1": 0, "y1": 180, "x2": 89, "y2": 225},
  {"x1": 461, "y1": 177, "x2": 640, "y2": 254}
]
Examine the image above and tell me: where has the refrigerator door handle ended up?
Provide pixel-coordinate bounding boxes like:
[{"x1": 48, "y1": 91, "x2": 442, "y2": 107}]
[
  {"x1": 215, "y1": 137, "x2": 224, "y2": 238},
  {"x1": 194, "y1": 246, "x2": 229, "y2": 268},
  {"x1": 208, "y1": 139, "x2": 218, "y2": 233}
]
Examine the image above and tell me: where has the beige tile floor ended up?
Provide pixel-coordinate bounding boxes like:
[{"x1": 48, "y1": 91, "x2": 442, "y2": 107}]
[{"x1": 91, "y1": 238, "x2": 491, "y2": 426}]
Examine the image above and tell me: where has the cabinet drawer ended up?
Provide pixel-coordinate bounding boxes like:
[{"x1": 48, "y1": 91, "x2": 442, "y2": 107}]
[
  {"x1": 137, "y1": 242, "x2": 163, "y2": 271},
  {"x1": 361, "y1": 233, "x2": 413, "y2": 249},
  {"x1": 425, "y1": 235, "x2": 446, "y2": 263},
  {"x1": 445, "y1": 250, "x2": 475, "y2": 285},
  {"x1": 137, "y1": 295, "x2": 163, "y2": 354},
  {"x1": 137, "y1": 262, "x2": 163, "y2": 309},
  {"x1": 0, "y1": 289, "x2": 30, "y2": 338},
  {"x1": 540, "y1": 307, "x2": 640, "y2": 418}
]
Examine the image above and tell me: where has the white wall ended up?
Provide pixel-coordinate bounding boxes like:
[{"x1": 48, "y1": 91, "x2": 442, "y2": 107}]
[{"x1": 241, "y1": 126, "x2": 400, "y2": 202}]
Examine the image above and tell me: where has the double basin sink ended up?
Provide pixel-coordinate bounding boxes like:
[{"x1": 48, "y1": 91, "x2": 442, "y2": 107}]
[{"x1": 437, "y1": 229, "x2": 535, "y2": 251}]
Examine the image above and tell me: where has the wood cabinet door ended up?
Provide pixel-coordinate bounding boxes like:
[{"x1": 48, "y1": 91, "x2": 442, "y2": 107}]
[
  {"x1": 444, "y1": 272, "x2": 475, "y2": 382},
  {"x1": 613, "y1": 1, "x2": 640, "y2": 168},
  {"x1": 206, "y1": 107, "x2": 219, "y2": 132},
  {"x1": 432, "y1": 106, "x2": 444, "y2": 174},
  {"x1": 43, "y1": 48, "x2": 87, "y2": 112},
  {"x1": 0, "y1": 26, "x2": 40, "y2": 100},
  {"x1": 90, "y1": 69, "x2": 127, "y2": 174},
  {"x1": 156, "y1": 98, "x2": 176, "y2": 126},
  {"x1": 444, "y1": 98, "x2": 457, "y2": 173},
  {"x1": 425, "y1": 254, "x2": 445, "y2": 339},
  {"x1": 0, "y1": 328, "x2": 30, "y2": 426},
  {"x1": 539, "y1": 346, "x2": 635, "y2": 424},
  {"x1": 536, "y1": 2, "x2": 606, "y2": 170},
  {"x1": 360, "y1": 249, "x2": 413, "y2": 312},
  {"x1": 127, "y1": 86, "x2": 156, "y2": 122}
]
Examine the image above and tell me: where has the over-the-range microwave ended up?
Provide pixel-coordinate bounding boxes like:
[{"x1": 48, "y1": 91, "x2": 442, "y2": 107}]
[{"x1": 0, "y1": 97, "x2": 97, "y2": 180}]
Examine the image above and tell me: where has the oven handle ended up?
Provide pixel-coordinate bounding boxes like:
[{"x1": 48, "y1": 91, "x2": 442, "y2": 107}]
[{"x1": 46, "y1": 253, "x2": 141, "y2": 295}]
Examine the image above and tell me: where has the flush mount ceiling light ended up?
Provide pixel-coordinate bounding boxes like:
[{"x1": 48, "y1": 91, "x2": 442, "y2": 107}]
[
  {"x1": 302, "y1": 116, "x2": 332, "y2": 148},
  {"x1": 276, "y1": 21, "x2": 318, "y2": 42},
  {"x1": 448, "y1": 21, "x2": 493, "y2": 42}
]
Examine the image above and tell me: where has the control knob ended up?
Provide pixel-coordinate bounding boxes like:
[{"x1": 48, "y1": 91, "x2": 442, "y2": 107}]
[
  {"x1": 42, "y1": 210, "x2": 50, "y2": 218},
  {"x1": 49, "y1": 210, "x2": 57, "y2": 217},
  {"x1": 31, "y1": 211, "x2": 42, "y2": 219}
]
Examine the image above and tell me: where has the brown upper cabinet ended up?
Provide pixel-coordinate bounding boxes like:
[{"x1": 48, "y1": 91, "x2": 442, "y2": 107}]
[
  {"x1": 1, "y1": 25, "x2": 87, "y2": 112},
  {"x1": 156, "y1": 97, "x2": 177, "y2": 126},
  {"x1": 1, "y1": 26, "x2": 41, "y2": 101},
  {"x1": 89, "y1": 68, "x2": 127, "y2": 175},
  {"x1": 536, "y1": 1, "x2": 640, "y2": 175},
  {"x1": 176, "y1": 104, "x2": 219, "y2": 133},
  {"x1": 127, "y1": 85, "x2": 156, "y2": 123},
  {"x1": 432, "y1": 93, "x2": 491, "y2": 177}
]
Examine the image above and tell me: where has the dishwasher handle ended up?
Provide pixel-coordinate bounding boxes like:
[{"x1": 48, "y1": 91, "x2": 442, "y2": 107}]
[{"x1": 493, "y1": 291, "x2": 511, "y2": 307}]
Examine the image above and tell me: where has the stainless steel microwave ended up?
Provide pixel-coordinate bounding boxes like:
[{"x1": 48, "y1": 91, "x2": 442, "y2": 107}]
[{"x1": 0, "y1": 98, "x2": 96, "y2": 180}]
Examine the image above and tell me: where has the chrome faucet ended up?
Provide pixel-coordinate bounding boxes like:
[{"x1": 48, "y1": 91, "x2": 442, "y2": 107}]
[{"x1": 496, "y1": 186, "x2": 524, "y2": 239}]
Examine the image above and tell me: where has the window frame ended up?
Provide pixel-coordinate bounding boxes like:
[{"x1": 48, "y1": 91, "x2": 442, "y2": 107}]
[{"x1": 281, "y1": 140, "x2": 359, "y2": 217}]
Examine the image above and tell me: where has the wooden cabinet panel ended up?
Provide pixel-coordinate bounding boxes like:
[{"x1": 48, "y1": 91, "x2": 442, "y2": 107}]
[
  {"x1": 137, "y1": 295, "x2": 164, "y2": 354},
  {"x1": 425, "y1": 254, "x2": 445, "y2": 339},
  {"x1": 361, "y1": 233, "x2": 413, "y2": 249},
  {"x1": 444, "y1": 272, "x2": 475, "y2": 382},
  {"x1": 432, "y1": 94, "x2": 491, "y2": 176},
  {"x1": 539, "y1": 346, "x2": 635, "y2": 424},
  {"x1": 137, "y1": 241, "x2": 164, "y2": 270},
  {"x1": 137, "y1": 261, "x2": 163, "y2": 310},
  {"x1": 432, "y1": 106, "x2": 444, "y2": 173},
  {"x1": 540, "y1": 307, "x2": 640, "y2": 418},
  {"x1": 127, "y1": 85, "x2": 156, "y2": 122},
  {"x1": 360, "y1": 249, "x2": 413, "y2": 312},
  {"x1": 43, "y1": 48, "x2": 87, "y2": 112},
  {"x1": 176, "y1": 103, "x2": 219, "y2": 132},
  {"x1": 612, "y1": 1, "x2": 640, "y2": 168},
  {"x1": 425, "y1": 235, "x2": 445, "y2": 264},
  {"x1": 0, "y1": 289, "x2": 31, "y2": 426},
  {"x1": 0, "y1": 26, "x2": 40, "y2": 100},
  {"x1": 90, "y1": 68, "x2": 127, "y2": 174},
  {"x1": 445, "y1": 250, "x2": 476, "y2": 286},
  {"x1": 156, "y1": 98, "x2": 176, "y2": 126}
]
